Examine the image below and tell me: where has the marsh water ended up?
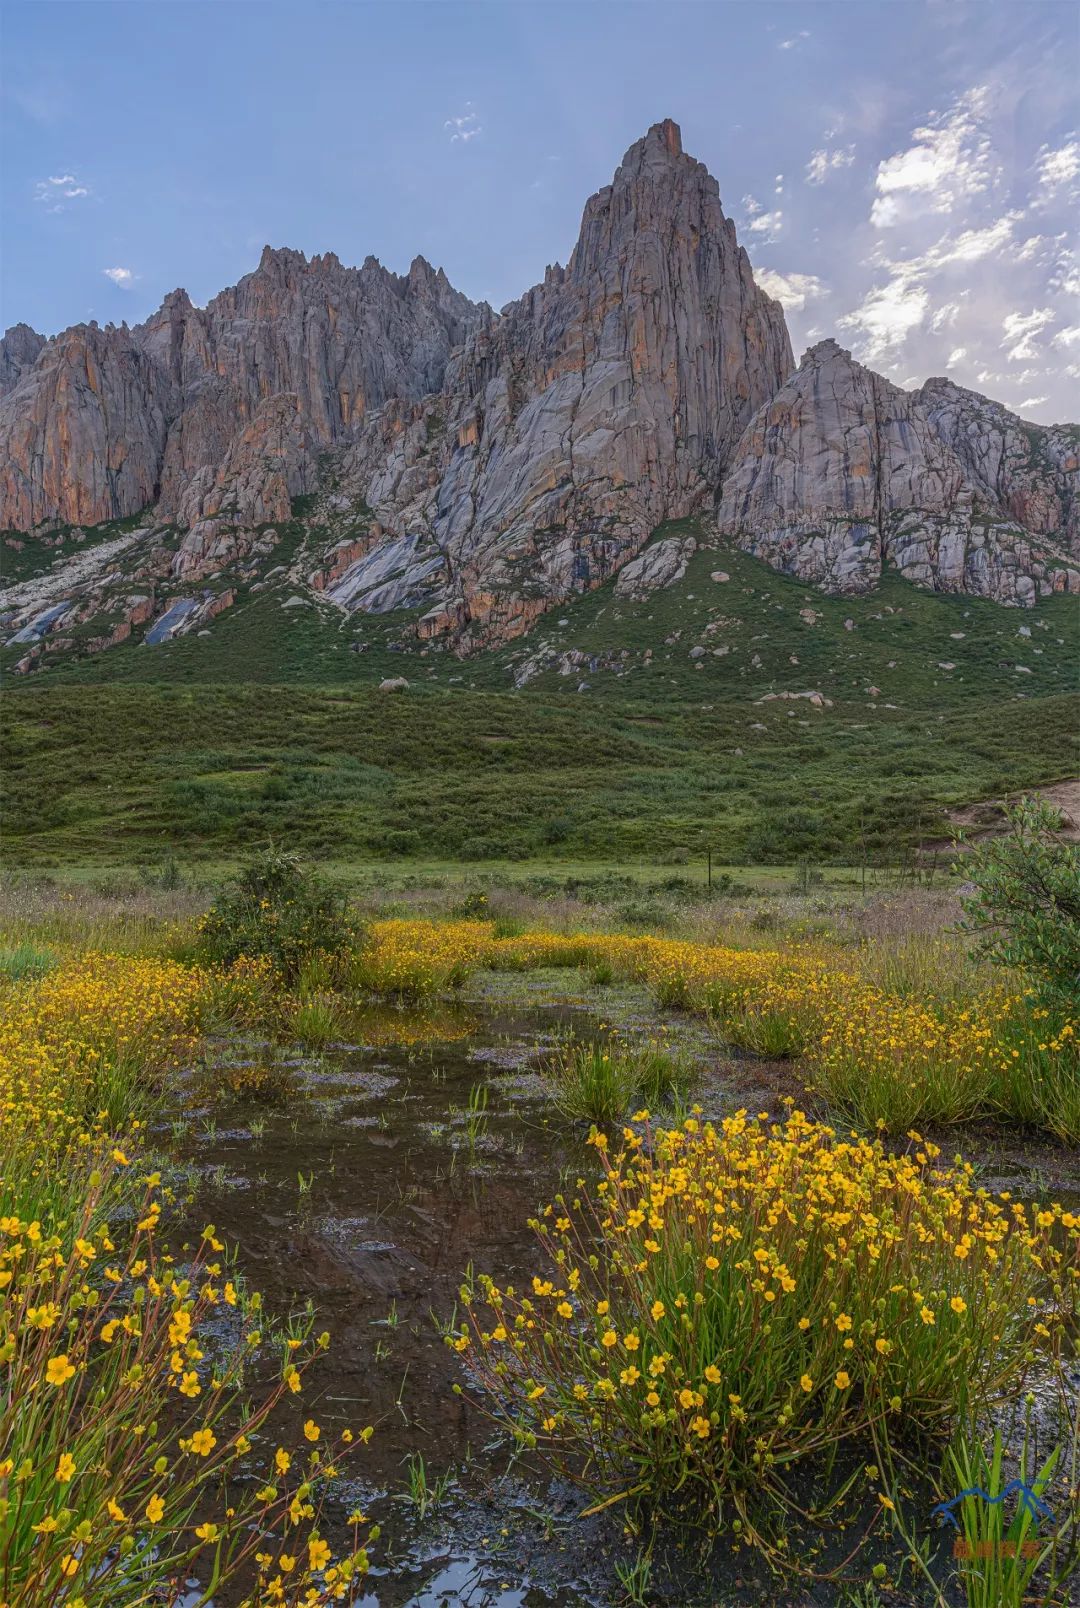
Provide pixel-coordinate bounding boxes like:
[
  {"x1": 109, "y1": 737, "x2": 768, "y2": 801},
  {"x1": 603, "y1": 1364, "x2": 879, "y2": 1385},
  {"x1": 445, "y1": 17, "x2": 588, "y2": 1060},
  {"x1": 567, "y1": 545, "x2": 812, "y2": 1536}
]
[{"x1": 169, "y1": 972, "x2": 1080, "y2": 1608}]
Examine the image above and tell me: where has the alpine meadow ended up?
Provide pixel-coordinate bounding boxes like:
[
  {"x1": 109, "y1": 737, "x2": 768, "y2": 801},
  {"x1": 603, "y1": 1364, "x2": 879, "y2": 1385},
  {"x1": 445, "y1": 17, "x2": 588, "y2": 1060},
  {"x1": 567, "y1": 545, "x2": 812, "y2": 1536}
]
[{"x1": 1, "y1": 5, "x2": 1078, "y2": 1606}]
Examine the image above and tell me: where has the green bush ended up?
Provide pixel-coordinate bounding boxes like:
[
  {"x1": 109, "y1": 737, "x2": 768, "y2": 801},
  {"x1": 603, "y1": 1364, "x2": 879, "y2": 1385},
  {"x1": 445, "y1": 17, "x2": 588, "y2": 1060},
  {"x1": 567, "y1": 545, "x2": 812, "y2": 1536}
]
[
  {"x1": 195, "y1": 846, "x2": 360, "y2": 984},
  {"x1": 958, "y1": 798, "x2": 1080, "y2": 1004}
]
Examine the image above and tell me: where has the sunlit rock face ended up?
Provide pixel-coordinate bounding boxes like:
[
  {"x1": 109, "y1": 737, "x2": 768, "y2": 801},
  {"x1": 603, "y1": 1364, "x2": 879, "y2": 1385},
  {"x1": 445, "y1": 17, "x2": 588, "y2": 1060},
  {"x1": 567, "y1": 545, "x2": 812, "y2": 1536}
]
[
  {"x1": 0, "y1": 251, "x2": 487, "y2": 532},
  {"x1": 2, "y1": 119, "x2": 1076, "y2": 664},
  {"x1": 716, "y1": 340, "x2": 1079, "y2": 604},
  {"x1": 329, "y1": 118, "x2": 793, "y2": 649}
]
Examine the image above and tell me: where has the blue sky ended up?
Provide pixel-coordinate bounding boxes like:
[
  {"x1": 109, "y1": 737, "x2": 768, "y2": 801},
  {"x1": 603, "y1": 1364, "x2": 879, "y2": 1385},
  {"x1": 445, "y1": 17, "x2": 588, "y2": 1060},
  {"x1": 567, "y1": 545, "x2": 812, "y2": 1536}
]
[{"x1": 3, "y1": 0, "x2": 1078, "y2": 421}]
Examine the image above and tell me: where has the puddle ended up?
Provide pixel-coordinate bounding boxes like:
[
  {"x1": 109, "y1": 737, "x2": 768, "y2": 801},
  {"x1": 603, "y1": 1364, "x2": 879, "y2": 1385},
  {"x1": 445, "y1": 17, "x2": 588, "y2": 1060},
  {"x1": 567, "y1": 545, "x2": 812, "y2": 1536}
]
[{"x1": 174, "y1": 986, "x2": 1080, "y2": 1607}]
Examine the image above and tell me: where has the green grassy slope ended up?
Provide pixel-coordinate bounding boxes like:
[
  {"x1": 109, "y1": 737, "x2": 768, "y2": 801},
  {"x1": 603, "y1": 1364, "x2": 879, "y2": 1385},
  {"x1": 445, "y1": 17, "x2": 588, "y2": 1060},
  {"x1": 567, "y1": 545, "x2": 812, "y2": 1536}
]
[
  {"x1": 3, "y1": 522, "x2": 1075, "y2": 868},
  {"x1": 7, "y1": 520, "x2": 1073, "y2": 705}
]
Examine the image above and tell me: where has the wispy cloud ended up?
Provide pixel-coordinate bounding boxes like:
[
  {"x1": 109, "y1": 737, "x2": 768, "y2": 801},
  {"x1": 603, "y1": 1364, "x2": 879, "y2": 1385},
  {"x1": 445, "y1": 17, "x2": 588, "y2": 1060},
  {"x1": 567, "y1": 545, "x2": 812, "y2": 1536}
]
[
  {"x1": 102, "y1": 266, "x2": 135, "y2": 289},
  {"x1": 445, "y1": 104, "x2": 482, "y2": 145},
  {"x1": 805, "y1": 145, "x2": 855, "y2": 185},
  {"x1": 838, "y1": 278, "x2": 930, "y2": 362},
  {"x1": 809, "y1": 77, "x2": 1076, "y2": 419},
  {"x1": 743, "y1": 200, "x2": 784, "y2": 242},
  {"x1": 1032, "y1": 137, "x2": 1080, "y2": 202},
  {"x1": 754, "y1": 268, "x2": 826, "y2": 312},
  {"x1": 778, "y1": 31, "x2": 810, "y2": 51},
  {"x1": 869, "y1": 86, "x2": 998, "y2": 228},
  {"x1": 1000, "y1": 307, "x2": 1055, "y2": 361},
  {"x1": 35, "y1": 172, "x2": 91, "y2": 211},
  {"x1": 747, "y1": 211, "x2": 783, "y2": 241}
]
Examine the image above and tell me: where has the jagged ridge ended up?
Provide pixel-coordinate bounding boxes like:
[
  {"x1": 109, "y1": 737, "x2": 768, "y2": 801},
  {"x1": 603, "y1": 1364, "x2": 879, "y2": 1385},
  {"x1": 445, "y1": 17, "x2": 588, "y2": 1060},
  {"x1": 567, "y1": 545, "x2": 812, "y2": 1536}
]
[{"x1": 1, "y1": 119, "x2": 1077, "y2": 672}]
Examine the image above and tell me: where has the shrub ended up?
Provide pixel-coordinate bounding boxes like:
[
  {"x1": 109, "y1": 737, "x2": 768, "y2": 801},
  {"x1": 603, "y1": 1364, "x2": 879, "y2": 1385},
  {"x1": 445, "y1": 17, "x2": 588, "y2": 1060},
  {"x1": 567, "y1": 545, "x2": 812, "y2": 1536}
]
[
  {"x1": 958, "y1": 798, "x2": 1080, "y2": 1005},
  {"x1": 195, "y1": 847, "x2": 360, "y2": 986},
  {"x1": 541, "y1": 816, "x2": 572, "y2": 845},
  {"x1": 454, "y1": 1113, "x2": 1080, "y2": 1538}
]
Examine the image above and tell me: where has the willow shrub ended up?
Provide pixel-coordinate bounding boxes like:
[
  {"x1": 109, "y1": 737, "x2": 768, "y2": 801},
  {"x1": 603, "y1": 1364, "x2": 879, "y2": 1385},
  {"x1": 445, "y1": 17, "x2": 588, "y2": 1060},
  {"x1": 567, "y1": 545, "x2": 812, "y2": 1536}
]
[
  {"x1": 195, "y1": 848, "x2": 361, "y2": 987},
  {"x1": 452, "y1": 1111, "x2": 1080, "y2": 1537}
]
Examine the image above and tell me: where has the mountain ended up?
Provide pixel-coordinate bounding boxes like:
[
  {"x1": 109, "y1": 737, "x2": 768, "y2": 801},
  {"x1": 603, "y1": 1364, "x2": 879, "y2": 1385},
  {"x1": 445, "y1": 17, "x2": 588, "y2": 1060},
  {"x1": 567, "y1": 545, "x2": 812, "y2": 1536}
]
[
  {"x1": 1, "y1": 120, "x2": 1077, "y2": 675},
  {"x1": 716, "y1": 339, "x2": 1079, "y2": 604},
  {"x1": 0, "y1": 250, "x2": 486, "y2": 532}
]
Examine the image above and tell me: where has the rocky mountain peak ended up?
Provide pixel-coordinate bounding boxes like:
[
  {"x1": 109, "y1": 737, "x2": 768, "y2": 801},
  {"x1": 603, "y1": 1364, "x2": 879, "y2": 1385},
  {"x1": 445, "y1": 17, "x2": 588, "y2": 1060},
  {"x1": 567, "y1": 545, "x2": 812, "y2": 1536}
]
[
  {"x1": 716, "y1": 338, "x2": 1078, "y2": 599},
  {"x1": 328, "y1": 122, "x2": 794, "y2": 650},
  {"x1": 0, "y1": 323, "x2": 46, "y2": 396},
  {"x1": 407, "y1": 254, "x2": 437, "y2": 286},
  {"x1": 256, "y1": 243, "x2": 308, "y2": 275},
  {"x1": 0, "y1": 230, "x2": 488, "y2": 533},
  {"x1": 627, "y1": 116, "x2": 683, "y2": 162},
  {"x1": 1, "y1": 118, "x2": 1075, "y2": 673},
  {"x1": 801, "y1": 337, "x2": 849, "y2": 365}
]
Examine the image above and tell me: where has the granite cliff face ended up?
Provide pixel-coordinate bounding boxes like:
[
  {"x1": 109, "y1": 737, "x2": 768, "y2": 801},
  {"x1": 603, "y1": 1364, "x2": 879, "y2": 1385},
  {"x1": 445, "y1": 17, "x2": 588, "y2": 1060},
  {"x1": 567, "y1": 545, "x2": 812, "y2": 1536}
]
[
  {"x1": 716, "y1": 341, "x2": 1078, "y2": 605},
  {"x1": 1, "y1": 120, "x2": 1077, "y2": 671},
  {"x1": 0, "y1": 250, "x2": 486, "y2": 532},
  {"x1": 325, "y1": 118, "x2": 794, "y2": 647},
  {"x1": 915, "y1": 377, "x2": 1079, "y2": 557},
  {"x1": 0, "y1": 324, "x2": 47, "y2": 395}
]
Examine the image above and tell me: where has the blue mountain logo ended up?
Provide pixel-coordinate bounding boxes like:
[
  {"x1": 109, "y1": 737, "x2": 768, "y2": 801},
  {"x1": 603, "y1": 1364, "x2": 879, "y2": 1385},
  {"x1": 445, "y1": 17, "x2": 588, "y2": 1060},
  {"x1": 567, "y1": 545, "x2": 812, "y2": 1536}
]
[{"x1": 931, "y1": 1480, "x2": 1055, "y2": 1531}]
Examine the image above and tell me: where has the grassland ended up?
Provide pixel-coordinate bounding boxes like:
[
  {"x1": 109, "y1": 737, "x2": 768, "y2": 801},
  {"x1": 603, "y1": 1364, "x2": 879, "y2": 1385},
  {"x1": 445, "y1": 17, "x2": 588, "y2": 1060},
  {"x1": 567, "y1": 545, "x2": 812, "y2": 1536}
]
[{"x1": 2, "y1": 528, "x2": 1076, "y2": 869}]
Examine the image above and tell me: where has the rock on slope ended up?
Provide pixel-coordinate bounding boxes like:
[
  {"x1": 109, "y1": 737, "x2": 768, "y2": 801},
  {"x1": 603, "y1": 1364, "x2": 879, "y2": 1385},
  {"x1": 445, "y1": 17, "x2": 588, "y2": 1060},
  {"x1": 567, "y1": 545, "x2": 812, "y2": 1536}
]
[
  {"x1": 716, "y1": 340, "x2": 1078, "y2": 604},
  {"x1": 916, "y1": 377, "x2": 1079, "y2": 557}
]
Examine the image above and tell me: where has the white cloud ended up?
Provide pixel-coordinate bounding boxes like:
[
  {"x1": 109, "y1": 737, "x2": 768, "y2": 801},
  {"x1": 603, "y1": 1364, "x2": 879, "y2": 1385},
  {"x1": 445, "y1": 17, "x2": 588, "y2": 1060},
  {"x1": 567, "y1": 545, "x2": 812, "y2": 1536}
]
[
  {"x1": 445, "y1": 104, "x2": 482, "y2": 144},
  {"x1": 1001, "y1": 307, "x2": 1055, "y2": 361},
  {"x1": 869, "y1": 86, "x2": 998, "y2": 229},
  {"x1": 1014, "y1": 233, "x2": 1059, "y2": 263},
  {"x1": 1050, "y1": 251, "x2": 1080, "y2": 298},
  {"x1": 754, "y1": 269, "x2": 826, "y2": 311},
  {"x1": 805, "y1": 145, "x2": 855, "y2": 185},
  {"x1": 742, "y1": 193, "x2": 763, "y2": 216},
  {"x1": 922, "y1": 215, "x2": 1016, "y2": 267},
  {"x1": 754, "y1": 81, "x2": 1074, "y2": 421},
  {"x1": 778, "y1": 30, "x2": 809, "y2": 50},
  {"x1": 930, "y1": 302, "x2": 960, "y2": 332},
  {"x1": 1034, "y1": 138, "x2": 1080, "y2": 196},
  {"x1": 102, "y1": 266, "x2": 134, "y2": 289},
  {"x1": 838, "y1": 276, "x2": 930, "y2": 362},
  {"x1": 1018, "y1": 395, "x2": 1048, "y2": 410},
  {"x1": 746, "y1": 209, "x2": 783, "y2": 240},
  {"x1": 34, "y1": 172, "x2": 90, "y2": 211}
]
